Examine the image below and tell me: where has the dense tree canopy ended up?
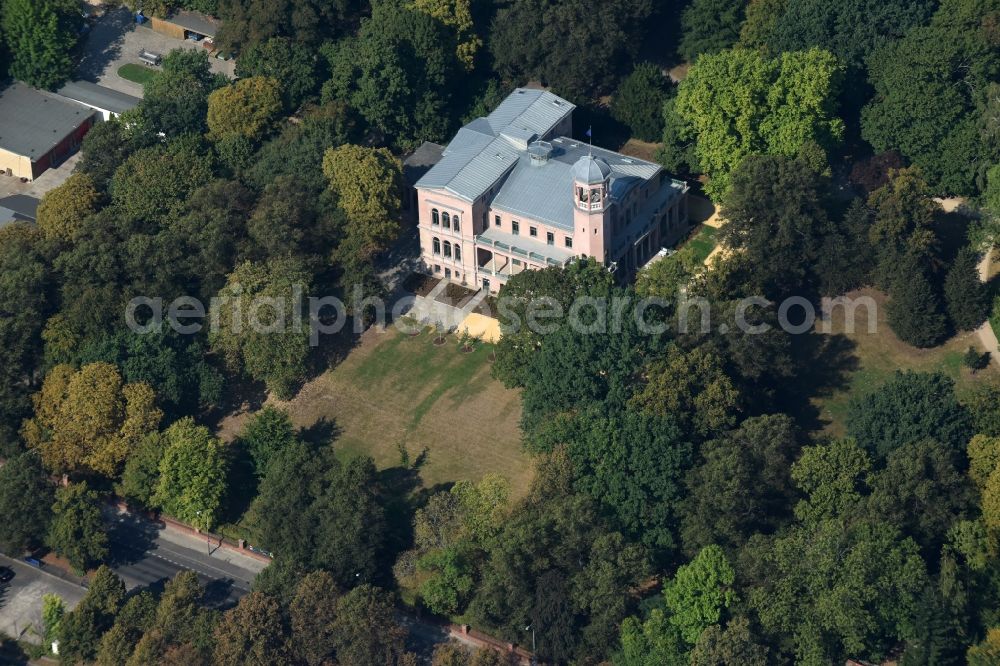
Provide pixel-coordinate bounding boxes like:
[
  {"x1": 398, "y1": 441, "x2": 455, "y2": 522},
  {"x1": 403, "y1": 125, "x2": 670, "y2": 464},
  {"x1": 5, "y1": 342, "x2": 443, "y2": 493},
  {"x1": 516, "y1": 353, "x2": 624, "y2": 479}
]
[
  {"x1": 0, "y1": 452, "x2": 54, "y2": 553},
  {"x1": 846, "y1": 371, "x2": 973, "y2": 460},
  {"x1": 674, "y1": 47, "x2": 844, "y2": 199},
  {"x1": 235, "y1": 37, "x2": 319, "y2": 111},
  {"x1": 678, "y1": 0, "x2": 745, "y2": 62},
  {"x1": 47, "y1": 483, "x2": 109, "y2": 573},
  {"x1": 862, "y1": 0, "x2": 1000, "y2": 195},
  {"x1": 761, "y1": 0, "x2": 936, "y2": 66},
  {"x1": 612, "y1": 63, "x2": 671, "y2": 143},
  {"x1": 152, "y1": 418, "x2": 229, "y2": 529},
  {"x1": 489, "y1": 0, "x2": 654, "y2": 99},
  {"x1": 22, "y1": 363, "x2": 162, "y2": 477},
  {"x1": 2, "y1": 0, "x2": 78, "y2": 89},
  {"x1": 322, "y1": 0, "x2": 463, "y2": 149}
]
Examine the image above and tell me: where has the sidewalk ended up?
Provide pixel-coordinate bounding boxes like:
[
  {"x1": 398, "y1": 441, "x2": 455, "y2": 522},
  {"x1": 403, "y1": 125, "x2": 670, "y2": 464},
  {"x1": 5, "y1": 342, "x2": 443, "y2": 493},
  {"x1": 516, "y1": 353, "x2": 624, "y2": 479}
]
[
  {"x1": 154, "y1": 522, "x2": 269, "y2": 575},
  {"x1": 976, "y1": 251, "x2": 999, "y2": 366}
]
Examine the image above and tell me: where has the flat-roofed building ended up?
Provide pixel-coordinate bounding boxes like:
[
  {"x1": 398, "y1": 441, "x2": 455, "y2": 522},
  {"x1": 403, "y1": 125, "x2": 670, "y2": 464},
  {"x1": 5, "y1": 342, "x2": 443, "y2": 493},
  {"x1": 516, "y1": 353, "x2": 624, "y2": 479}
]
[
  {"x1": 151, "y1": 10, "x2": 220, "y2": 41},
  {"x1": 0, "y1": 83, "x2": 98, "y2": 182},
  {"x1": 56, "y1": 80, "x2": 141, "y2": 121}
]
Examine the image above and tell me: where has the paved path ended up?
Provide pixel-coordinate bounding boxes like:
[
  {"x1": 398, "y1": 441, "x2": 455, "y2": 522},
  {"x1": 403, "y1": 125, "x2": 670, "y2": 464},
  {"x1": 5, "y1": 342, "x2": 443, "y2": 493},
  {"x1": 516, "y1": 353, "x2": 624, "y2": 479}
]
[
  {"x1": 976, "y1": 251, "x2": 999, "y2": 366},
  {"x1": 77, "y1": 7, "x2": 234, "y2": 98}
]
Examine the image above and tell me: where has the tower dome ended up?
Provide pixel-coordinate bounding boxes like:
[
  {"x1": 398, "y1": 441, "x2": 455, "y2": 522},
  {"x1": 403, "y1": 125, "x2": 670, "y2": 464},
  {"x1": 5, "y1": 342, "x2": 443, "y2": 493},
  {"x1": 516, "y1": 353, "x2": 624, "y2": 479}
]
[{"x1": 572, "y1": 155, "x2": 612, "y2": 184}]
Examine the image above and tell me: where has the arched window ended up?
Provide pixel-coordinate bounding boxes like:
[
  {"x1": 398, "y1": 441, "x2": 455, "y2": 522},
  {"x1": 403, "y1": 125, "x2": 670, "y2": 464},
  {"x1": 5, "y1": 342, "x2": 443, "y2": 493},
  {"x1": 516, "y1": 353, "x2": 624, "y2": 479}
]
[
  {"x1": 432, "y1": 209, "x2": 439, "y2": 226},
  {"x1": 453, "y1": 216, "x2": 460, "y2": 232},
  {"x1": 442, "y1": 212, "x2": 451, "y2": 229},
  {"x1": 432, "y1": 237, "x2": 441, "y2": 254},
  {"x1": 454, "y1": 245, "x2": 461, "y2": 261},
  {"x1": 443, "y1": 241, "x2": 452, "y2": 258}
]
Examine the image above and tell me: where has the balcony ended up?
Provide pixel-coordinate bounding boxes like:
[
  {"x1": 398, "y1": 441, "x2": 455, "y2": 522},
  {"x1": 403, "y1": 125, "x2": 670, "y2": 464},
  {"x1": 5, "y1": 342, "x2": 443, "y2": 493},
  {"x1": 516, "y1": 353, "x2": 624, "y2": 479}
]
[{"x1": 474, "y1": 227, "x2": 575, "y2": 268}]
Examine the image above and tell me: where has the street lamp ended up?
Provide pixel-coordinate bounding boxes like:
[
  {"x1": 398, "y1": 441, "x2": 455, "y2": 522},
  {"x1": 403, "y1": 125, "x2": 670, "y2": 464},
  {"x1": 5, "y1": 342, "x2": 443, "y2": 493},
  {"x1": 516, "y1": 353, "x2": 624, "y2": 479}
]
[
  {"x1": 523, "y1": 624, "x2": 536, "y2": 665},
  {"x1": 195, "y1": 510, "x2": 210, "y2": 554}
]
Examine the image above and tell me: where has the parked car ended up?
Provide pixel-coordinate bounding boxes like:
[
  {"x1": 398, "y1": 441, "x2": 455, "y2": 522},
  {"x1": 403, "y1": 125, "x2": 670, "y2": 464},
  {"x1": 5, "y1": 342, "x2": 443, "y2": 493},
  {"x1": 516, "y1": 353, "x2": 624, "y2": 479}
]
[{"x1": 0, "y1": 566, "x2": 14, "y2": 583}]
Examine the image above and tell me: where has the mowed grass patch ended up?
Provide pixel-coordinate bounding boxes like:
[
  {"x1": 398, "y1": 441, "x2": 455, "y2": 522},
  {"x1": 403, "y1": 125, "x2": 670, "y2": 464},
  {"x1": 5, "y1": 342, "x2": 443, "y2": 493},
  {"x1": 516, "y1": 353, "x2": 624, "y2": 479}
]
[
  {"x1": 262, "y1": 327, "x2": 532, "y2": 496},
  {"x1": 683, "y1": 225, "x2": 718, "y2": 264},
  {"x1": 811, "y1": 288, "x2": 997, "y2": 436},
  {"x1": 118, "y1": 63, "x2": 157, "y2": 85}
]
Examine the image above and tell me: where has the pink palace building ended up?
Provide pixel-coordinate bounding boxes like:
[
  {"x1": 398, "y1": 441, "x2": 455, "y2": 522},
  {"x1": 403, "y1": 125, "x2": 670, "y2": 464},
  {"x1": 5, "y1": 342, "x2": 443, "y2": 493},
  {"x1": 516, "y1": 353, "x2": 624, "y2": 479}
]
[{"x1": 411, "y1": 88, "x2": 691, "y2": 293}]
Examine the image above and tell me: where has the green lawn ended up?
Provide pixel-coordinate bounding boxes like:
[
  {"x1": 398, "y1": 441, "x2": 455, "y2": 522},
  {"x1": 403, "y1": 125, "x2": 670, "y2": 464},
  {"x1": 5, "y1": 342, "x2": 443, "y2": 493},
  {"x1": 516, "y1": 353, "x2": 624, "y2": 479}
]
[
  {"x1": 811, "y1": 289, "x2": 997, "y2": 436},
  {"x1": 118, "y1": 63, "x2": 157, "y2": 85},
  {"x1": 222, "y1": 326, "x2": 533, "y2": 496},
  {"x1": 683, "y1": 225, "x2": 719, "y2": 264}
]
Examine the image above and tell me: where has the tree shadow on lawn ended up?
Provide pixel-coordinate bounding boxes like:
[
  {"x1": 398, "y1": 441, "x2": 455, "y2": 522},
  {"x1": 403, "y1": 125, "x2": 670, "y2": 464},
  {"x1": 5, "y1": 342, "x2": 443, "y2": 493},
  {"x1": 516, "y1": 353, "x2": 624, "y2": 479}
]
[
  {"x1": 376, "y1": 454, "x2": 455, "y2": 588},
  {"x1": 299, "y1": 417, "x2": 342, "y2": 449},
  {"x1": 776, "y1": 331, "x2": 860, "y2": 433}
]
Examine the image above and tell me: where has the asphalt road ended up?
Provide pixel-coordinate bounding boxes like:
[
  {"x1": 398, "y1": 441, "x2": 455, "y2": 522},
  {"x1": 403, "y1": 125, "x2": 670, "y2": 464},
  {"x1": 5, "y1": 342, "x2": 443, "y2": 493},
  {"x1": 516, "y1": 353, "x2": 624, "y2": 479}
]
[{"x1": 105, "y1": 512, "x2": 264, "y2": 609}]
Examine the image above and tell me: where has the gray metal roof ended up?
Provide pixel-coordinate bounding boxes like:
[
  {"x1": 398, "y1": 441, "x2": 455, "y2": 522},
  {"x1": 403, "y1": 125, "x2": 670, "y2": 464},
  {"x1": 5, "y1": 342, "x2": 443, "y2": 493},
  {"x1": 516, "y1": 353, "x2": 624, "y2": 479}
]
[
  {"x1": 168, "y1": 10, "x2": 220, "y2": 38},
  {"x1": 416, "y1": 88, "x2": 574, "y2": 201},
  {"x1": 416, "y1": 88, "x2": 672, "y2": 232},
  {"x1": 491, "y1": 138, "x2": 663, "y2": 231},
  {"x1": 57, "y1": 80, "x2": 141, "y2": 116},
  {"x1": 573, "y1": 156, "x2": 612, "y2": 184},
  {"x1": 0, "y1": 83, "x2": 96, "y2": 159},
  {"x1": 485, "y1": 88, "x2": 574, "y2": 136},
  {"x1": 0, "y1": 195, "x2": 39, "y2": 220}
]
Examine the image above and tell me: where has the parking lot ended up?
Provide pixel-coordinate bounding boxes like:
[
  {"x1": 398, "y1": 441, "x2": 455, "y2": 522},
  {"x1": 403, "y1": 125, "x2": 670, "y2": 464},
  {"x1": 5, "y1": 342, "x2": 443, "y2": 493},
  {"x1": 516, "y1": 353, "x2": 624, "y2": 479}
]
[
  {"x1": 77, "y1": 7, "x2": 235, "y2": 98},
  {"x1": 0, "y1": 557, "x2": 85, "y2": 645}
]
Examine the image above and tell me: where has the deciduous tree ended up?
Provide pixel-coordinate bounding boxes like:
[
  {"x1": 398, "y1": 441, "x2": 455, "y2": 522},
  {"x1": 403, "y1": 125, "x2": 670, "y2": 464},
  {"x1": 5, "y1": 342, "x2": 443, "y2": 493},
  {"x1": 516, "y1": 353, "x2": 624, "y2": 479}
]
[
  {"x1": 847, "y1": 371, "x2": 972, "y2": 460},
  {"x1": 209, "y1": 258, "x2": 313, "y2": 399},
  {"x1": 332, "y1": 585, "x2": 415, "y2": 664},
  {"x1": 111, "y1": 137, "x2": 217, "y2": 226},
  {"x1": 289, "y1": 570, "x2": 340, "y2": 666},
  {"x1": 678, "y1": 0, "x2": 745, "y2": 61},
  {"x1": 681, "y1": 415, "x2": 799, "y2": 555},
  {"x1": 612, "y1": 63, "x2": 670, "y2": 142},
  {"x1": 2, "y1": 0, "x2": 79, "y2": 89},
  {"x1": 664, "y1": 545, "x2": 736, "y2": 644},
  {"x1": 861, "y1": 0, "x2": 1000, "y2": 195},
  {"x1": 213, "y1": 592, "x2": 293, "y2": 665},
  {"x1": 37, "y1": 173, "x2": 101, "y2": 243},
  {"x1": 488, "y1": 0, "x2": 654, "y2": 98},
  {"x1": 689, "y1": 617, "x2": 770, "y2": 665},
  {"x1": 235, "y1": 37, "x2": 318, "y2": 110},
  {"x1": 0, "y1": 452, "x2": 54, "y2": 553},
  {"x1": 748, "y1": 519, "x2": 927, "y2": 664},
  {"x1": 58, "y1": 567, "x2": 126, "y2": 662},
  {"x1": 675, "y1": 47, "x2": 844, "y2": 199},
  {"x1": 322, "y1": 144, "x2": 403, "y2": 259},
  {"x1": 152, "y1": 418, "x2": 228, "y2": 529},
  {"x1": 22, "y1": 363, "x2": 162, "y2": 477},
  {"x1": 719, "y1": 154, "x2": 834, "y2": 298},
  {"x1": 46, "y1": 483, "x2": 109, "y2": 573},
  {"x1": 96, "y1": 591, "x2": 156, "y2": 666},
  {"x1": 207, "y1": 77, "x2": 283, "y2": 144},
  {"x1": 240, "y1": 406, "x2": 296, "y2": 477}
]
